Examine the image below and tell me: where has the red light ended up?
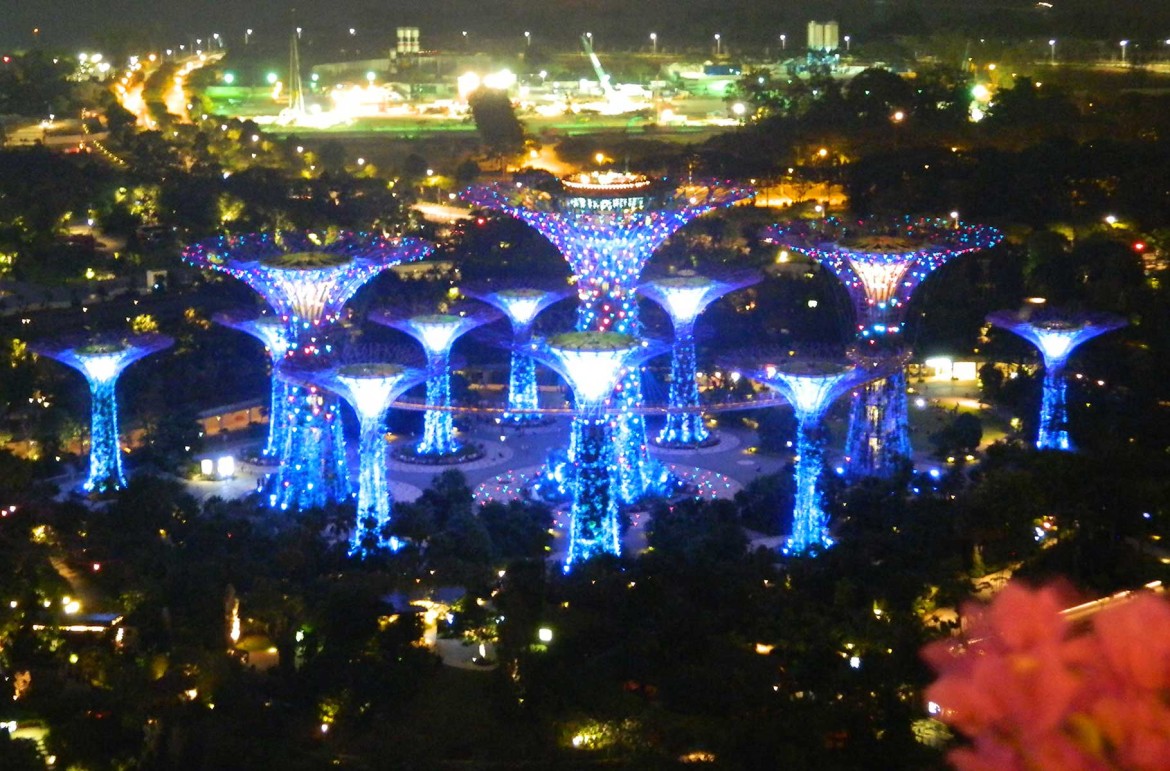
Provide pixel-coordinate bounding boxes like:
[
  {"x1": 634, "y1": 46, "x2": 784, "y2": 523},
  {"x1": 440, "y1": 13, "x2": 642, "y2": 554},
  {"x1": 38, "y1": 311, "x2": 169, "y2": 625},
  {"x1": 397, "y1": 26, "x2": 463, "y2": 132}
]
[
  {"x1": 1133, "y1": 242, "x2": 1146, "y2": 252},
  {"x1": 476, "y1": 217, "x2": 485, "y2": 226},
  {"x1": 2, "y1": 56, "x2": 10, "y2": 64}
]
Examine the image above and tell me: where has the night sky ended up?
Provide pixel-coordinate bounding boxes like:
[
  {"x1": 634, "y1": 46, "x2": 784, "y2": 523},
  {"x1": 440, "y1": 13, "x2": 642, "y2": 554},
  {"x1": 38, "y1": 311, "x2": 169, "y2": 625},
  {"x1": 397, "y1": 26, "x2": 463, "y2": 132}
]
[{"x1": 0, "y1": 1, "x2": 1163, "y2": 51}]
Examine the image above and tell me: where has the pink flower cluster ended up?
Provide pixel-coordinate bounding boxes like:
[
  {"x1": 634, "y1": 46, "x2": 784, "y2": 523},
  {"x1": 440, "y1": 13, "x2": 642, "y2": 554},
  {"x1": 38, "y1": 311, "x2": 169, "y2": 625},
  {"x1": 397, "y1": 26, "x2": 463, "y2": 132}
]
[{"x1": 923, "y1": 583, "x2": 1170, "y2": 771}]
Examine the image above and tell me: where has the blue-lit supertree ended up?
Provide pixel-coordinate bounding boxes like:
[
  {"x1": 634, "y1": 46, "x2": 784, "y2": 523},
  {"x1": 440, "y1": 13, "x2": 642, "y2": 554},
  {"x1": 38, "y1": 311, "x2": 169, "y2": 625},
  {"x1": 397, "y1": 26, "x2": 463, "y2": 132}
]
[
  {"x1": 640, "y1": 273, "x2": 759, "y2": 448},
  {"x1": 284, "y1": 362, "x2": 424, "y2": 554},
  {"x1": 530, "y1": 332, "x2": 657, "y2": 569},
  {"x1": 213, "y1": 310, "x2": 293, "y2": 458},
  {"x1": 462, "y1": 173, "x2": 754, "y2": 502},
  {"x1": 744, "y1": 356, "x2": 877, "y2": 554},
  {"x1": 765, "y1": 217, "x2": 1003, "y2": 480},
  {"x1": 34, "y1": 334, "x2": 173, "y2": 493},
  {"x1": 986, "y1": 309, "x2": 1126, "y2": 451},
  {"x1": 370, "y1": 308, "x2": 496, "y2": 461},
  {"x1": 184, "y1": 231, "x2": 431, "y2": 509},
  {"x1": 464, "y1": 285, "x2": 569, "y2": 425}
]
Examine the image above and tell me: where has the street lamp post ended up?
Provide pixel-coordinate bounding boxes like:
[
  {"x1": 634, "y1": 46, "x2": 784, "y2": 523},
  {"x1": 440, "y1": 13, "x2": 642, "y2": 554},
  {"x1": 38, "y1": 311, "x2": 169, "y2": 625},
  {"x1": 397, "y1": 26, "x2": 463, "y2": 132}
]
[
  {"x1": 650, "y1": 32, "x2": 657, "y2": 54},
  {"x1": 245, "y1": 28, "x2": 253, "y2": 45},
  {"x1": 844, "y1": 35, "x2": 851, "y2": 52},
  {"x1": 714, "y1": 33, "x2": 721, "y2": 56},
  {"x1": 524, "y1": 31, "x2": 531, "y2": 48},
  {"x1": 780, "y1": 33, "x2": 786, "y2": 51},
  {"x1": 1049, "y1": 39, "x2": 1056, "y2": 64},
  {"x1": 1121, "y1": 39, "x2": 1129, "y2": 64}
]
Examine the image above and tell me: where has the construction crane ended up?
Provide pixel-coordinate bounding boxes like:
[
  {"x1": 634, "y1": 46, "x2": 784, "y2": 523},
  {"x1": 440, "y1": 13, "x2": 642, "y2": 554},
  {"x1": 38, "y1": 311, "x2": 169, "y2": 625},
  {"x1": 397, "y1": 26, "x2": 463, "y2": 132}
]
[{"x1": 580, "y1": 34, "x2": 615, "y2": 99}]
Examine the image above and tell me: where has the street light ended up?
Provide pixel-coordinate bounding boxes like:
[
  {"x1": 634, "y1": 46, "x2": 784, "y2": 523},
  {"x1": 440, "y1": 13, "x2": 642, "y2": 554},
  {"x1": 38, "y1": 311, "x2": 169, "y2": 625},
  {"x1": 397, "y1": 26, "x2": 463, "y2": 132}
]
[
  {"x1": 714, "y1": 33, "x2": 722, "y2": 56},
  {"x1": 844, "y1": 35, "x2": 851, "y2": 52},
  {"x1": 650, "y1": 32, "x2": 657, "y2": 54},
  {"x1": 245, "y1": 28, "x2": 253, "y2": 45},
  {"x1": 349, "y1": 27, "x2": 356, "y2": 36},
  {"x1": 1049, "y1": 39, "x2": 1056, "y2": 64},
  {"x1": 1120, "y1": 39, "x2": 1129, "y2": 64},
  {"x1": 780, "y1": 33, "x2": 786, "y2": 51},
  {"x1": 524, "y1": 31, "x2": 531, "y2": 47}
]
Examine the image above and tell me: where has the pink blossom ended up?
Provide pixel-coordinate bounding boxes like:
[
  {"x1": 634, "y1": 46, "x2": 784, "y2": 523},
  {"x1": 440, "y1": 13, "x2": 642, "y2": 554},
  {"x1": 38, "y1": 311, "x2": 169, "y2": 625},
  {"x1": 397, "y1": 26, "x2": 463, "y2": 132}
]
[{"x1": 923, "y1": 582, "x2": 1170, "y2": 770}]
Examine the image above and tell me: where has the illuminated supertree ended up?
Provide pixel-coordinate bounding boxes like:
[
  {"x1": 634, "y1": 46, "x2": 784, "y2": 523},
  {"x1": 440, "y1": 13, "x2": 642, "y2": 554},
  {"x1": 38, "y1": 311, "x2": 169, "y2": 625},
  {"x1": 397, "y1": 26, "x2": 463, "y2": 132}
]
[
  {"x1": 462, "y1": 173, "x2": 754, "y2": 501},
  {"x1": 370, "y1": 308, "x2": 496, "y2": 461},
  {"x1": 640, "y1": 273, "x2": 759, "y2": 447},
  {"x1": 34, "y1": 334, "x2": 173, "y2": 493},
  {"x1": 213, "y1": 309, "x2": 292, "y2": 458},
  {"x1": 464, "y1": 285, "x2": 569, "y2": 425},
  {"x1": 765, "y1": 216, "x2": 1003, "y2": 479},
  {"x1": 531, "y1": 332, "x2": 657, "y2": 569},
  {"x1": 184, "y1": 231, "x2": 431, "y2": 509},
  {"x1": 986, "y1": 309, "x2": 1126, "y2": 451},
  {"x1": 743, "y1": 356, "x2": 877, "y2": 554},
  {"x1": 283, "y1": 362, "x2": 424, "y2": 555}
]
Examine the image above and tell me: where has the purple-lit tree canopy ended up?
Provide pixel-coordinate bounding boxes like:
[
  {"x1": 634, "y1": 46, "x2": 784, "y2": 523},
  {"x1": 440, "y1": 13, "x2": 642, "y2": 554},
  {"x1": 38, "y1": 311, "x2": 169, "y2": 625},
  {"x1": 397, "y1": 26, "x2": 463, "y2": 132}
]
[
  {"x1": 764, "y1": 216, "x2": 1002, "y2": 480},
  {"x1": 371, "y1": 308, "x2": 496, "y2": 461},
  {"x1": 987, "y1": 309, "x2": 1126, "y2": 451},
  {"x1": 462, "y1": 175, "x2": 753, "y2": 502},
  {"x1": 640, "y1": 273, "x2": 759, "y2": 447},
  {"x1": 183, "y1": 231, "x2": 431, "y2": 511},
  {"x1": 184, "y1": 231, "x2": 432, "y2": 350},
  {"x1": 765, "y1": 217, "x2": 1003, "y2": 339},
  {"x1": 34, "y1": 334, "x2": 173, "y2": 494}
]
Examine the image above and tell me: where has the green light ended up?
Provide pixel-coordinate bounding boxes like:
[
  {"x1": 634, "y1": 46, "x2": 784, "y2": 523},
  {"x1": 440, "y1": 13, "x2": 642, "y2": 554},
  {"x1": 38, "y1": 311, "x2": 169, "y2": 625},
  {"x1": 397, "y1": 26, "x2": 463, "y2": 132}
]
[
  {"x1": 266, "y1": 72, "x2": 278, "y2": 85},
  {"x1": 222, "y1": 72, "x2": 235, "y2": 85}
]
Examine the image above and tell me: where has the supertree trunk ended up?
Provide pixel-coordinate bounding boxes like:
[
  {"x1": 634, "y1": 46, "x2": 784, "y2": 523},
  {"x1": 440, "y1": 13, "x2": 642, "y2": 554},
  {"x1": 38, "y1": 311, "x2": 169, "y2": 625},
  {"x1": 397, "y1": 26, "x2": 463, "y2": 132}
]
[
  {"x1": 845, "y1": 370, "x2": 911, "y2": 480},
  {"x1": 789, "y1": 417, "x2": 832, "y2": 554},
  {"x1": 1037, "y1": 363, "x2": 1070, "y2": 450},
  {"x1": 567, "y1": 415, "x2": 622, "y2": 566},
  {"x1": 85, "y1": 378, "x2": 125, "y2": 493},
  {"x1": 658, "y1": 320, "x2": 709, "y2": 446},
  {"x1": 417, "y1": 353, "x2": 457, "y2": 456},
  {"x1": 353, "y1": 416, "x2": 396, "y2": 553}
]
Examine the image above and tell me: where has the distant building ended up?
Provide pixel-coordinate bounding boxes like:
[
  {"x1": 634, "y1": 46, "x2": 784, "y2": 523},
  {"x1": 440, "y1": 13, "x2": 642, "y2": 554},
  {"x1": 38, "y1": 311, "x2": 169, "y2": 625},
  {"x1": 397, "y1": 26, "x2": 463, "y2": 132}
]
[
  {"x1": 807, "y1": 20, "x2": 840, "y2": 52},
  {"x1": 396, "y1": 27, "x2": 420, "y2": 55}
]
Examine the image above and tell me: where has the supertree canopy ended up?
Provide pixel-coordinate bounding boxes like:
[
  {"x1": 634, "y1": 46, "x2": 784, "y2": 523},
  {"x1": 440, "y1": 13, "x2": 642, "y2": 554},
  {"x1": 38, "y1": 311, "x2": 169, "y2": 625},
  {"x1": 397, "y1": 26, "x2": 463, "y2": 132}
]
[
  {"x1": 462, "y1": 173, "x2": 754, "y2": 502},
  {"x1": 371, "y1": 308, "x2": 496, "y2": 461},
  {"x1": 987, "y1": 309, "x2": 1126, "y2": 451},
  {"x1": 34, "y1": 334, "x2": 173, "y2": 493},
  {"x1": 283, "y1": 362, "x2": 424, "y2": 555},
  {"x1": 640, "y1": 272, "x2": 759, "y2": 448},
  {"x1": 184, "y1": 231, "x2": 433, "y2": 350},
  {"x1": 183, "y1": 230, "x2": 431, "y2": 510},
  {"x1": 213, "y1": 310, "x2": 292, "y2": 458},
  {"x1": 764, "y1": 216, "x2": 1003, "y2": 480},
  {"x1": 464, "y1": 285, "x2": 569, "y2": 425},
  {"x1": 531, "y1": 331, "x2": 656, "y2": 570},
  {"x1": 743, "y1": 356, "x2": 878, "y2": 554}
]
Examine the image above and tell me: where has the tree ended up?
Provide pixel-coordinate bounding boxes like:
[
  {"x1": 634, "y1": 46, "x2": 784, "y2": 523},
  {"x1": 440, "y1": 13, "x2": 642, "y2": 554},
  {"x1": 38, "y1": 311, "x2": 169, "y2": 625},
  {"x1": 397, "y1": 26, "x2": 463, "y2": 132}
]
[
  {"x1": 844, "y1": 67, "x2": 913, "y2": 124},
  {"x1": 479, "y1": 500, "x2": 553, "y2": 561},
  {"x1": 467, "y1": 88, "x2": 525, "y2": 164},
  {"x1": 930, "y1": 412, "x2": 983, "y2": 457}
]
